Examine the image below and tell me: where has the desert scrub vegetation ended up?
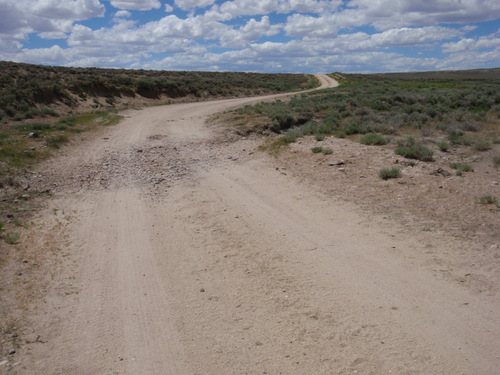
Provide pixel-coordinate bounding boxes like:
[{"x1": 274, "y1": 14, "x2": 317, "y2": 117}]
[
  {"x1": 437, "y1": 140, "x2": 449, "y2": 152},
  {"x1": 494, "y1": 155, "x2": 500, "y2": 169},
  {"x1": 379, "y1": 167, "x2": 401, "y2": 180},
  {"x1": 448, "y1": 130, "x2": 472, "y2": 146},
  {"x1": 314, "y1": 133, "x2": 326, "y2": 141},
  {"x1": 473, "y1": 140, "x2": 492, "y2": 151},
  {"x1": 0, "y1": 111, "x2": 122, "y2": 180},
  {"x1": 0, "y1": 61, "x2": 317, "y2": 123},
  {"x1": 359, "y1": 133, "x2": 390, "y2": 145},
  {"x1": 311, "y1": 146, "x2": 333, "y2": 155},
  {"x1": 476, "y1": 195, "x2": 499, "y2": 208},
  {"x1": 395, "y1": 136, "x2": 434, "y2": 161},
  {"x1": 3, "y1": 232, "x2": 20, "y2": 244},
  {"x1": 224, "y1": 69, "x2": 499, "y2": 158},
  {"x1": 450, "y1": 162, "x2": 474, "y2": 173}
]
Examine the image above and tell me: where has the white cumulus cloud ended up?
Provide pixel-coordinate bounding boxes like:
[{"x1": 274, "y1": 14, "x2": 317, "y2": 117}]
[
  {"x1": 208, "y1": 0, "x2": 341, "y2": 21},
  {"x1": 345, "y1": 0, "x2": 500, "y2": 30},
  {"x1": 109, "y1": 0, "x2": 161, "y2": 11},
  {"x1": 284, "y1": 13, "x2": 338, "y2": 38},
  {"x1": 0, "y1": 0, "x2": 104, "y2": 43},
  {"x1": 442, "y1": 33, "x2": 500, "y2": 53},
  {"x1": 371, "y1": 26, "x2": 463, "y2": 47},
  {"x1": 220, "y1": 16, "x2": 282, "y2": 48},
  {"x1": 31, "y1": 0, "x2": 104, "y2": 20},
  {"x1": 174, "y1": 0, "x2": 217, "y2": 11},
  {"x1": 115, "y1": 10, "x2": 132, "y2": 18}
]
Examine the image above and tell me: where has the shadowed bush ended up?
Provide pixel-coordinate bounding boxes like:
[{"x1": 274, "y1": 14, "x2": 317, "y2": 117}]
[
  {"x1": 448, "y1": 130, "x2": 472, "y2": 145},
  {"x1": 395, "y1": 136, "x2": 434, "y2": 161}
]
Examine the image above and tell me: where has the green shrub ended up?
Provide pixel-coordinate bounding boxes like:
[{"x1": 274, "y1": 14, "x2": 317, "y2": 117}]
[
  {"x1": 4, "y1": 232, "x2": 20, "y2": 244},
  {"x1": 437, "y1": 141, "x2": 449, "y2": 152},
  {"x1": 359, "y1": 133, "x2": 389, "y2": 145},
  {"x1": 448, "y1": 130, "x2": 472, "y2": 145},
  {"x1": 494, "y1": 155, "x2": 500, "y2": 169},
  {"x1": 379, "y1": 167, "x2": 401, "y2": 180},
  {"x1": 298, "y1": 121, "x2": 319, "y2": 136},
  {"x1": 450, "y1": 163, "x2": 474, "y2": 172},
  {"x1": 320, "y1": 116, "x2": 339, "y2": 133},
  {"x1": 473, "y1": 141, "x2": 491, "y2": 151},
  {"x1": 281, "y1": 133, "x2": 297, "y2": 144},
  {"x1": 343, "y1": 122, "x2": 373, "y2": 135},
  {"x1": 270, "y1": 108, "x2": 295, "y2": 132},
  {"x1": 311, "y1": 146, "x2": 323, "y2": 153},
  {"x1": 395, "y1": 136, "x2": 434, "y2": 161},
  {"x1": 41, "y1": 107, "x2": 59, "y2": 116},
  {"x1": 476, "y1": 195, "x2": 499, "y2": 207},
  {"x1": 322, "y1": 148, "x2": 333, "y2": 155},
  {"x1": 314, "y1": 133, "x2": 325, "y2": 141}
]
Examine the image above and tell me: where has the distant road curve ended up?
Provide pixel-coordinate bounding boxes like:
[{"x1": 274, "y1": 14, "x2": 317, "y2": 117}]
[{"x1": 314, "y1": 74, "x2": 339, "y2": 89}]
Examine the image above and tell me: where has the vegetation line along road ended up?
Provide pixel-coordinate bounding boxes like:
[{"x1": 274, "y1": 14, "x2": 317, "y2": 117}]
[
  {"x1": 224, "y1": 70, "x2": 499, "y2": 167},
  {"x1": 0, "y1": 61, "x2": 318, "y2": 123}
]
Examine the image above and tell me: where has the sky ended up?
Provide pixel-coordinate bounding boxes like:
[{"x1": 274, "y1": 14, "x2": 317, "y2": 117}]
[{"x1": 0, "y1": 0, "x2": 499, "y2": 73}]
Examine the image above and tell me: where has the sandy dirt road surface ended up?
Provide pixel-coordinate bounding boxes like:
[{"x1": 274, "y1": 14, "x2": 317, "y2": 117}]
[{"x1": 4, "y1": 75, "x2": 500, "y2": 374}]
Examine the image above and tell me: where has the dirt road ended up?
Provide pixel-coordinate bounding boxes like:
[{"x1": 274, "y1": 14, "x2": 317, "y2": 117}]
[{"x1": 7, "y1": 75, "x2": 500, "y2": 374}]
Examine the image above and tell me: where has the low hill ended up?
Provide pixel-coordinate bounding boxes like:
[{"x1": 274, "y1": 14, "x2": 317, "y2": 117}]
[
  {"x1": 0, "y1": 61, "x2": 318, "y2": 123},
  {"x1": 368, "y1": 67, "x2": 500, "y2": 80}
]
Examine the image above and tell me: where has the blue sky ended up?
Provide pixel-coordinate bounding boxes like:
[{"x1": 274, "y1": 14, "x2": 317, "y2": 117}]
[{"x1": 0, "y1": 0, "x2": 499, "y2": 73}]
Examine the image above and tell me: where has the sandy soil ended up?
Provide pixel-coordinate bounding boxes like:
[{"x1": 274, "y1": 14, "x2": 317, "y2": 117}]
[{"x1": 1, "y1": 75, "x2": 499, "y2": 374}]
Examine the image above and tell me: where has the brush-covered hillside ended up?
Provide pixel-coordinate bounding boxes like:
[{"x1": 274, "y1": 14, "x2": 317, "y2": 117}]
[{"x1": 0, "y1": 61, "x2": 318, "y2": 123}]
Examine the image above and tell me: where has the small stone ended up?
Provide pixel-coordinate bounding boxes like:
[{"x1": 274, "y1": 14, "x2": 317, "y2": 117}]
[
  {"x1": 200, "y1": 288, "x2": 205, "y2": 293},
  {"x1": 22, "y1": 259, "x2": 28, "y2": 264},
  {"x1": 9, "y1": 348, "x2": 16, "y2": 355},
  {"x1": 431, "y1": 168, "x2": 451, "y2": 177},
  {"x1": 329, "y1": 160, "x2": 345, "y2": 166}
]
